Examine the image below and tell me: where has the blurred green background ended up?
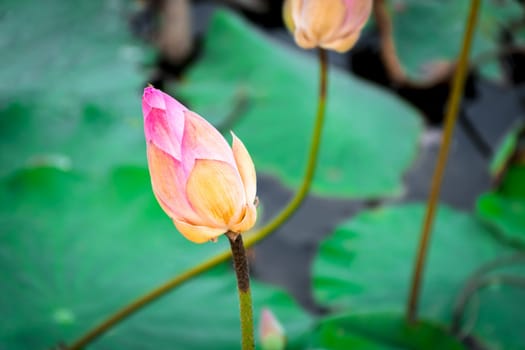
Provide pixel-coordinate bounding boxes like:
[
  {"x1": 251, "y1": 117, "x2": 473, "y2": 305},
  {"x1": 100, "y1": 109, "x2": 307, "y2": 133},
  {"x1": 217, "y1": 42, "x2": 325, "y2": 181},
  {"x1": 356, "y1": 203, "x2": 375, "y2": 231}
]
[{"x1": 1, "y1": 0, "x2": 525, "y2": 349}]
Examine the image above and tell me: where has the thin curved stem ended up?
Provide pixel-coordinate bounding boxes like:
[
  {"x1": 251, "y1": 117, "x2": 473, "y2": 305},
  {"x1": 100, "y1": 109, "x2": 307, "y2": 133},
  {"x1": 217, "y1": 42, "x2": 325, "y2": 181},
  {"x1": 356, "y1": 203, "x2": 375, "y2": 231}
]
[
  {"x1": 406, "y1": 0, "x2": 481, "y2": 323},
  {"x1": 66, "y1": 254, "x2": 228, "y2": 350},
  {"x1": 451, "y1": 274, "x2": 525, "y2": 337},
  {"x1": 373, "y1": 0, "x2": 406, "y2": 84},
  {"x1": 245, "y1": 48, "x2": 328, "y2": 244},
  {"x1": 66, "y1": 49, "x2": 329, "y2": 350},
  {"x1": 465, "y1": 254, "x2": 525, "y2": 280},
  {"x1": 450, "y1": 254, "x2": 525, "y2": 335}
]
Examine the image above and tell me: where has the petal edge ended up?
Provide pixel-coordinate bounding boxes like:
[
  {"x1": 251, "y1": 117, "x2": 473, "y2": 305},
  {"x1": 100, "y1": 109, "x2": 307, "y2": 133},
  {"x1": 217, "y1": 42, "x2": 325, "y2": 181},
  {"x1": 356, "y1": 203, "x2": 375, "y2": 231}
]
[
  {"x1": 231, "y1": 132, "x2": 257, "y2": 203},
  {"x1": 173, "y1": 219, "x2": 226, "y2": 243},
  {"x1": 147, "y1": 143, "x2": 200, "y2": 223},
  {"x1": 230, "y1": 203, "x2": 257, "y2": 234}
]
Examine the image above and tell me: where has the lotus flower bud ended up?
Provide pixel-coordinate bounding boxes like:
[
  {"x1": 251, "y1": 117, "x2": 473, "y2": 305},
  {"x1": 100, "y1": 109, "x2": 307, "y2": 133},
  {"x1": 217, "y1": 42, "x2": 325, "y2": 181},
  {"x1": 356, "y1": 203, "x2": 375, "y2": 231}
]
[
  {"x1": 283, "y1": 0, "x2": 372, "y2": 53},
  {"x1": 142, "y1": 87, "x2": 257, "y2": 243},
  {"x1": 259, "y1": 308, "x2": 286, "y2": 350}
]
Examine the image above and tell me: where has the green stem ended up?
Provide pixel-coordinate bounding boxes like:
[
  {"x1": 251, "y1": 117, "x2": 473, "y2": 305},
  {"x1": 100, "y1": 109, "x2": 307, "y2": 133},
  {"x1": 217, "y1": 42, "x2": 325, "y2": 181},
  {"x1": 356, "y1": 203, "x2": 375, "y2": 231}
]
[
  {"x1": 228, "y1": 233, "x2": 255, "y2": 350},
  {"x1": 406, "y1": 0, "x2": 481, "y2": 323},
  {"x1": 66, "y1": 49, "x2": 329, "y2": 350}
]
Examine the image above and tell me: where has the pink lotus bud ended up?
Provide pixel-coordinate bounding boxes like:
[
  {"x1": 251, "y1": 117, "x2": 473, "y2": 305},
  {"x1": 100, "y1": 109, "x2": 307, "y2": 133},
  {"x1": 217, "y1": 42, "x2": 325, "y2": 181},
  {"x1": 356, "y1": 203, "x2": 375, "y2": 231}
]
[
  {"x1": 283, "y1": 0, "x2": 372, "y2": 53},
  {"x1": 259, "y1": 308, "x2": 286, "y2": 350},
  {"x1": 142, "y1": 87, "x2": 257, "y2": 243}
]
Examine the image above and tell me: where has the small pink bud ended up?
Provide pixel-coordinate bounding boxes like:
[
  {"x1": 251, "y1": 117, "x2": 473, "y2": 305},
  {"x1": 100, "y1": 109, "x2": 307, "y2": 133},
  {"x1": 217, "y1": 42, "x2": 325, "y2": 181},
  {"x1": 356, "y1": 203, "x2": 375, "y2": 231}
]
[
  {"x1": 142, "y1": 87, "x2": 258, "y2": 243},
  {"x1": 283, "y1": 0, "x2": 373, "y2": 53},
  {"x1": 259, "y1": 308, "x2": 286, "y2": 350}
]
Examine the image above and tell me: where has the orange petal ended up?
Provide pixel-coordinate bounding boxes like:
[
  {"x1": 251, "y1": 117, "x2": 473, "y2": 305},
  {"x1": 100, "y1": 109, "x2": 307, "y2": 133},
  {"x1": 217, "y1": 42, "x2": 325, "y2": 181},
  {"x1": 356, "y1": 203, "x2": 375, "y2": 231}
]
[
  {"x1": 147, "y1": 143, "x2": 200, "y2": 223},
  {"x1": 230, "y1": 203, "x2": 257, "y2": 234},
  {"x1": 294, "y1": 29, "x2": 317, "y2": 49},
  {"x1": 290, "y1": 0, "x2": 303, "y2": 28},
  {"x1": 186, "y1": 159, "x2": 245, "y2": 228},
  {"x1": 231, "y1": 132, "x2": 257, "y2": 204},
  {"x1": 322, "y1": 30, "x2": 360, "y2": 53},
  {"x1": 181, "y1": 111, "x2": 235, "y2": 176},
  {"x1": 299, "y1": 0, "x2": 346, "y2": 44},
  {"x1": 173, "y1": 218, "x2": 226, "y2": 243}
]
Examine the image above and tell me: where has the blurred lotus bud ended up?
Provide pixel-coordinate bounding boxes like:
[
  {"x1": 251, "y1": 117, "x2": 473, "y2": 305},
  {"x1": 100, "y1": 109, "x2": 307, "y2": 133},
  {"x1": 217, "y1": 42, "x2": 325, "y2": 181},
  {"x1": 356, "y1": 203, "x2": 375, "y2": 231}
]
[
  {"x1": 142, "y1": 87, "x2": 257, "y2": 243},
  {"x1": 283, "y1": 0, "x2": 373, "y2": 53},
  {"x1": 259, "y1": 308, "x2": 286, "y2": 350}
]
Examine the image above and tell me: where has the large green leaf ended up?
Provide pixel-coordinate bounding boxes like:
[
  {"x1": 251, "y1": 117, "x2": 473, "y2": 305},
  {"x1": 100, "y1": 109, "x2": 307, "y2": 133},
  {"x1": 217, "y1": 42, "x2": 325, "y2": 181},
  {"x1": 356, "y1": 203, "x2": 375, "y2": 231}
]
[
  {"x1": 312, "y1": 204, "x2": 522, "y2": 349},
  {"x1": 386, "y1": 0, "x2": 522, "y2": 81},
  {"x1": 306, "y1": 312, "x2": 465, "y2": 350},
  {"x1": 177, "y1": 10, "x2": 423, "y2": 198},
  {"x1": 477, "y1": 193, "x2": 525, "y2": 247},
  {"x1": 476, "y1": 164, "x2": 525, "y2": 248},
  {"x1": 0, "y1": 0, "x2": 148, "y2": 178},
  {"x1": 0, "y1": 167, "x2": 311, "y2": 349},
  {"x1": 477, "y1": 123, "x2": 525, "y2": 248}
]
